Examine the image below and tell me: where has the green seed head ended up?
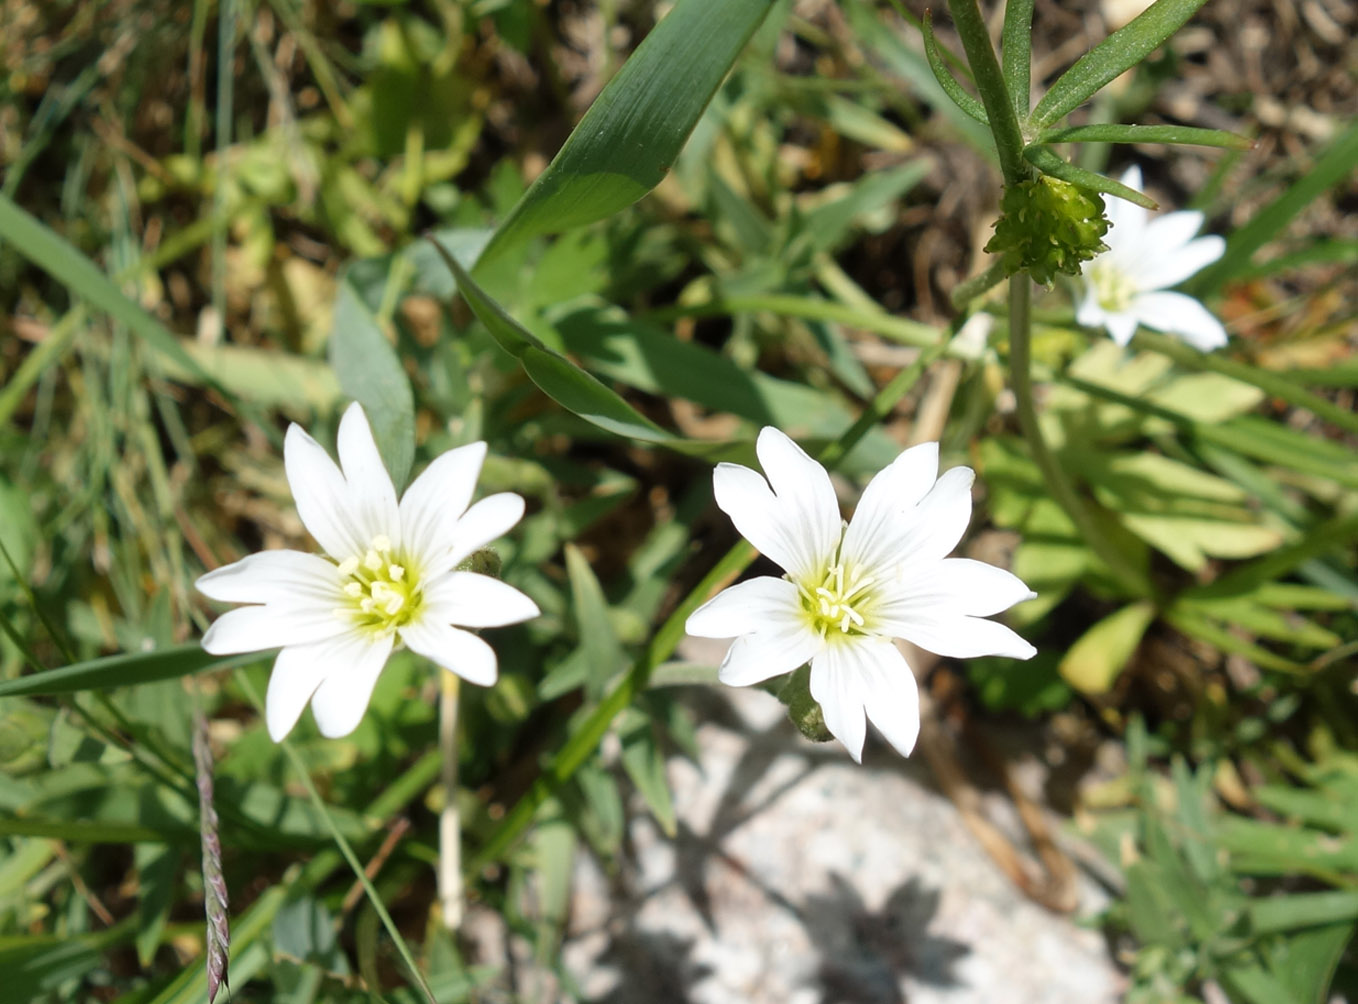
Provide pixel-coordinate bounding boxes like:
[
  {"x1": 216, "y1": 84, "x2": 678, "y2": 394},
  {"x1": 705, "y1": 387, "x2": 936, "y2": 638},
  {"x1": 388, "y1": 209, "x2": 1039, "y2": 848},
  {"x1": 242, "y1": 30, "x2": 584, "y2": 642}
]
[{"x1": 984, "y1": 176, "x2": 1110, "y2": 287}]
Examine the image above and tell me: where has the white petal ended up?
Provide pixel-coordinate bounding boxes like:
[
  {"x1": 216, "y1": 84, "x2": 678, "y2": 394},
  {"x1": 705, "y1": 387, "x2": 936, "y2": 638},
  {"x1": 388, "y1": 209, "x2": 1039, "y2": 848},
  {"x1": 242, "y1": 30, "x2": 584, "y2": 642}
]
[
  {"x1": 860, "y1": 643, "x2": 921, "y2": 758},
  {"x1": 1136, "y1": 232, "x2": 1225, "y2": 290},
  {"x1": 868, "y1": 465, "x2": 974, "y2": 575},
  {"x1": 201, "y1": 603, "x2": 345, "y2": 654},
  {"x1": 422, "y1": 571, "x2": 540, "y2": 628},
  {"x1": 685, "y1": 576, "x2": 801, "y2": 639},
  {"x1": 307, "y1": 632, "x2": 396, "y2": 737},
  {"x1": 887, "y1": 612, "x2": 1036, "y2": 660},
  {"x1": 196, "y1": 550, "x2": 341, "y2": 605},
  {"x1": 265, "y1": 638, "x2": 348, "y2": 741},
  {"x1": 880, "y1": 558, "x2": 1035, "y2": 620},
  {"x1": 717, "y1": 624, "x2": 822, "y2": 688},
  {"x1": 1075, "y1": 289, "x2": 1108, "y2": 330},
  {"x1": 1103, "y1": 166, "x2": 1148, "y2": 248},
  {"x1": 755, "y1": 427, "x2": 841, "y2": 574},
  {"x1": 285, "y1": 422, "x2": 366, "y2": 561},
  {"x1": 810, "y1": 644, "x2": 867, "y2": 762},
  {"x1": 447, "y1": 493, "x2": 525, "y2": 568},
  {"x1": 400, "y1": 621, "x2": 499, "y2": 686},
  {"x1": 336, "y1": 402, "x2": 402, "y2": 547},
  {"x1": 713, "y1": 430, "x2": 841, "y2": 580},
  {"x1": 1105, "y1": 310, "x2": 1140, "y2": 346},
  {"x1": 399, "y1": 442, "x2": 487, "y2": 568},
  {"x1": 841, "y1": 442, "x2": 939, "y2": 571},
  {"x1": 1131, "y1": 291, "x2": 1229, "y2": 350}
]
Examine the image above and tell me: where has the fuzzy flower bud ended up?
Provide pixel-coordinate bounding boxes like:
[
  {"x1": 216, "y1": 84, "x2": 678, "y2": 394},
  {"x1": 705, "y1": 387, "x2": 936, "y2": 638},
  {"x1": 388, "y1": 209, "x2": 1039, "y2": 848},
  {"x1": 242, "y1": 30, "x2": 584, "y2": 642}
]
[{"x1": 985, "y1": 176, "x2": 1110, "y2": 286}]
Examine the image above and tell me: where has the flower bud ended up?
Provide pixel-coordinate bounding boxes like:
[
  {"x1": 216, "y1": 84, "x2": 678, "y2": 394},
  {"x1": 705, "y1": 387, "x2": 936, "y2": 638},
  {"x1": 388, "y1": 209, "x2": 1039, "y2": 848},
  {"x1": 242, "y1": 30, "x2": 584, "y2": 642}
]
[
  {"x1": 984, "y1": 176, "x2": 1110, "y2": 286},
  {"x1": 776, "y1": 665, "x2": 834, "y2": 744}
]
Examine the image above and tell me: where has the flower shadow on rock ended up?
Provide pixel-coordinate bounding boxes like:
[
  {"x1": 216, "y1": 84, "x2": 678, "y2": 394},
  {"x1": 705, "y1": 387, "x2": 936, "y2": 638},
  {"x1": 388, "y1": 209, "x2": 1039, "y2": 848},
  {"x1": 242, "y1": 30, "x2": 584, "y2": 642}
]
[
  {"x1": 587, "y1": 930, "x2": 713, "y2": 1004},
  {"x1": 805, "y1": 873, "x2": 968, "y2": 1004}
]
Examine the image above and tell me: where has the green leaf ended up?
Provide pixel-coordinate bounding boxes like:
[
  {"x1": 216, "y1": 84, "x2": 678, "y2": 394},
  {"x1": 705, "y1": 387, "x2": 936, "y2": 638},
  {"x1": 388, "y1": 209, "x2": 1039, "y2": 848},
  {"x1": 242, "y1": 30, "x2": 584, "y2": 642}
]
[
  {"x1": 922, "y1": 11, "x2": 989, "y2": 125},
  {"x1": 619, "y1": 705, "x2": 677, "y2": 838},
  {"x1": 1022, "y1": 146, "x2": 1157, "y2": 208},
  {"x1": 329, "y1": 277, "x2": 416, "y2": 490},
  {"x1": 1000, "y1": 0, "x2": 1034, "y2": 118},
  {"x1": 135, "y1": 844, "x2": 178, "y2": 967},
  {"x1": 1039, "y1": 123, "x2": 1252, "y2": 149},
  {"x1": 1031, "y1": 0, "x2": 1211, "y2": 127},
  {"x1": 0, "y1": 645, "x2": 252, "y2": 699},
  {"x1": 1249, "y1": 891, "x2": 1358, "y2": 934},
  {"x1": 475, "y1": 0, "x2": 776, "y2": 269},
  {"x1": 432, "y1": 240, "x2": 732, "y2": 458},
  {"x1": 1058, "y1": 600, "x2": 1155, "y2": 694}
]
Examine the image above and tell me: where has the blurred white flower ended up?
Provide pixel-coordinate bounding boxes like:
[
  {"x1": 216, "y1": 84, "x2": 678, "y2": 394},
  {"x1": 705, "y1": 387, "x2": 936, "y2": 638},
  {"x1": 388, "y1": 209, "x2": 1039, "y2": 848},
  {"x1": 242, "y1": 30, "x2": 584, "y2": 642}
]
[
  {"x1": 1077, "y1": 165, "x2": 1228, "y2": 350},
  {"x1": 686, "y1": 428, "x2": 1035, "y2": 762},
  {"x1": 197, "y1": 403, "x2": 539, "y2": 741}
]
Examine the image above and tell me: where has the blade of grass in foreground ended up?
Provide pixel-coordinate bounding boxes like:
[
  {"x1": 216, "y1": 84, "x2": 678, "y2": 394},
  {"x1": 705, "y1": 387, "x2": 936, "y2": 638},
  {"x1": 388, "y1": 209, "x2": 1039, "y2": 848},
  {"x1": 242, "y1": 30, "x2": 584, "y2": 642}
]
[{"x1": 475, "y1": 0, "x2": 775, "y2": 270}]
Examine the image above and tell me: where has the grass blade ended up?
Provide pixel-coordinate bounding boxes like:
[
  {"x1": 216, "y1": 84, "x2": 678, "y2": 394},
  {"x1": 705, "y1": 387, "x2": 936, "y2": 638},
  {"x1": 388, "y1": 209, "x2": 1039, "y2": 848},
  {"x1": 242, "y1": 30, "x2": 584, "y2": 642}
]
[{"x1": 475, "y1": 0, "x2": 775, "y2": 269}]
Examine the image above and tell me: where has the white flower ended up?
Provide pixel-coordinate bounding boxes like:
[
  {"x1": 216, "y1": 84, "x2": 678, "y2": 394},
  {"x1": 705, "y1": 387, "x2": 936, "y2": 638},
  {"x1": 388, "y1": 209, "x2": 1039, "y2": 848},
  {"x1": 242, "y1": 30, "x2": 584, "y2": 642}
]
[
  {"x1": 685, "y1": 428, "x2": 1036, "y2": 762},
  {"x1": 197, "y1": 403, "x2": 539, "y2": 741},
  {"x1": 1077, "y1": 165, "x2": 1228, "y2": 351}
]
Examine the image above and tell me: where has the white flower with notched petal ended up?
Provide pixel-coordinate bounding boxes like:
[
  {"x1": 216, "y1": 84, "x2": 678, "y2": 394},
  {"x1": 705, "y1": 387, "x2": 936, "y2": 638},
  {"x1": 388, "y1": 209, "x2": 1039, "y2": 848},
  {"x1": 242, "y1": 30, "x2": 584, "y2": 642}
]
[
  {"x1": 685, "y1": 428, "x2": 1035, "y2": 762},
  {"x1": 1077, "y1": 165, "x2": 1228, "y2": 351},
  {"x1": 197, "y1": 403, "x2": 539, "y2": 741}
]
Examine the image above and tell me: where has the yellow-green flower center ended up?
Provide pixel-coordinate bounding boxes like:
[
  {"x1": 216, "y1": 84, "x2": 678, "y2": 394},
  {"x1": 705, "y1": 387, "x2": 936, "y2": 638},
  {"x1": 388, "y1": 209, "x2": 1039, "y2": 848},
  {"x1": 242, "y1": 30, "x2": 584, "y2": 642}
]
[
  {"x1": 797, "y1": 561, "x2": 877, "y2": 639},
  {"x1": 337, "y1": 535, "x2": 422, "y2": 635},
  {"x1": 1090, "y1": 261, "x2": 1137, "y2": 313}
]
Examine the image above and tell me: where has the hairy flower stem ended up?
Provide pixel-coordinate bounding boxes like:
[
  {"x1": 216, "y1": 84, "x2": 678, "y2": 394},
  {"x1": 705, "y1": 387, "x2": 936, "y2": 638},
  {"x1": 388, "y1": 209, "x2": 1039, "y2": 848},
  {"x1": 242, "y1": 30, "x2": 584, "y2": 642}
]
[
  {"x1": 438, "y1": 671, "x2": 463, "y2": 929},
  {"x1": 1007, "y1": 278, "x2": 1152, "y2": 598}
]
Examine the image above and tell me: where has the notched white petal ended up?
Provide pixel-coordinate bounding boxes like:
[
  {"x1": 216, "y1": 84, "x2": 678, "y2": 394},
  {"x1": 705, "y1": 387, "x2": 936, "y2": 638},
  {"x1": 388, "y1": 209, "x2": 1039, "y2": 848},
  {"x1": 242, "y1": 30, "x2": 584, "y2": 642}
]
[
  {"x1": 307, "y1": 632, "x2": 396, "y2": 738},
  {"x1": 841, "y1": 441, "x2": 940, "y2": 570},
  {"x1": 447, "y1": 493, "x2": 526, "y2": 569},
  {"x1": 717, "y1": 626, "x2": 821, "y2": 688},
  {"x1": 400, "y1": 621, "x2": 499, "y2": 686},
  {"x1": 399, "y1": 442, "x2": 488, "y2": 564},
  {"x1": 337, "y1": 402, "x2": 402, "y2": 547},
  {"x1": 810, "y1": 647, "x2": 867, "y2": 763},
  {"x1": 265, "y1": 641, "x2": 336, "y2": 741},
  {"x1": 685, "y1": 576, "x2": 800, "y2": 639},
  {"x1": 201, "y1": 603, "x2": 345, "y2": 655},
  {"x1": 422, "y1": 571, "x2": 540, "y2": 628},
  {"x1": 196, "y1": 550, "x2": 341, "y2": 605},
  {"x1": 285, "y1": 422, "x2": 365, "y2": 560}
]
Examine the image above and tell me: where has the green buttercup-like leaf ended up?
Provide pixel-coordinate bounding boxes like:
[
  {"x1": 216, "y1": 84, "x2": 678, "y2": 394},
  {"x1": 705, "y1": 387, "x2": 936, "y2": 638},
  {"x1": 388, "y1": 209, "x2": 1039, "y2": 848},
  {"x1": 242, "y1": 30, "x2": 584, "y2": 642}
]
[
  {"x1": 1022, "y1": 146, "x2": 1157, "y2": 208},
  {"x1": 1039, "y1": 123, "x2": 1252, "y2": 150},
  {"x1": 922, "y1": 11, "x2": 989, "y2": 125},
  {"x1": 1031, "y1": 0, "x2": 1211, "y2": 127},
  {"x1": 329, "y1": 277, "x2": 416, "y2": 491},
  {"x1": 475, "y1": 0, "x2": 775, "y2": 269}
]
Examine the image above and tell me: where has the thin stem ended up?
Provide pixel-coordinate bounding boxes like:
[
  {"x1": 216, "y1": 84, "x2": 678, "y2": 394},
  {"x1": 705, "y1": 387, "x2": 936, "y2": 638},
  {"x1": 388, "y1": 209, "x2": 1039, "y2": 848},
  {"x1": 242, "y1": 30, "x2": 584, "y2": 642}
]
[
  {"x1": 1007, "y1": 278, "x2": 1152, "y2": 598},
  {"x1": 438, "y1": 671, "x2": 463, "y2": 929},
  {"x1": 945, "y1": 0, "x2": 1029, "y2": 183}
]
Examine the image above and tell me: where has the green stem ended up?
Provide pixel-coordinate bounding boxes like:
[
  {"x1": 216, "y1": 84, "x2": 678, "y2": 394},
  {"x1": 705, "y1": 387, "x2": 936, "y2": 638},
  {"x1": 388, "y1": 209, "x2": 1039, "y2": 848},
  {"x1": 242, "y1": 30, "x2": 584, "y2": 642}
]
[
  {"x1": 945, "y1": 0, "x2": 1028, "y2": 183},
  {"x1": 1007, "y1": 278, "x2": 1152, "y2": 597},
  {"x1": 467, "y1": 324, "x2": 959, "y2": 873}
]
